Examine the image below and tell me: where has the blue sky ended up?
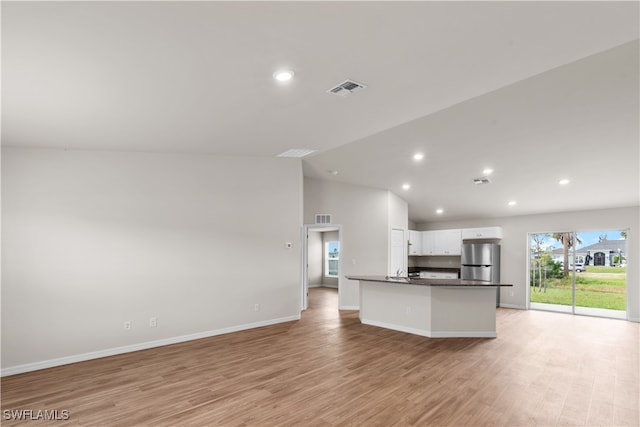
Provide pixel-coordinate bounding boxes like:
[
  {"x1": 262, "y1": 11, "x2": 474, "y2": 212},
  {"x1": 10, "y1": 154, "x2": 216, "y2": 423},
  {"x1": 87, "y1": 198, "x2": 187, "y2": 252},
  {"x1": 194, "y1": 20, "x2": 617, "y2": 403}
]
[
  {"x1": 575, "y1": 230, "x2": 626, "y2": 249},
  {"x1": 532, "y1": 229, "x2": 626, "y2": 250},
  {"x1": 327, "y1": 241, "x2": 339, "y2": 257},
  {"x1": 554, "y1": 230, "x2": 625, "y2": 249}
]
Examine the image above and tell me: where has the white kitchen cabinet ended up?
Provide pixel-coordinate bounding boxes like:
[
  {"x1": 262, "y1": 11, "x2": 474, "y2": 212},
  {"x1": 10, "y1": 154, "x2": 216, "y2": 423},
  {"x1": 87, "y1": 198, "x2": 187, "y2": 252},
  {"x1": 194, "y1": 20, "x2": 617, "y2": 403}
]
[
  {"x1": 422, "y1": 229, "x2": 461, "y2": 255},
  {"x1": 411, "y1": 227, "x2": 501, "y2": 256},
  {"x1": 422, "y1": 231, "x2": 436, "y2": 255},
  {"x1": 434, "y1": 229, "x2": 461, "y2": 255},
  {"x1": 408, "y1": 230, "x2": 422, "y2": 255},
  {"x1": 461, "y1": 226, "x2": 503, "y2": 240}
]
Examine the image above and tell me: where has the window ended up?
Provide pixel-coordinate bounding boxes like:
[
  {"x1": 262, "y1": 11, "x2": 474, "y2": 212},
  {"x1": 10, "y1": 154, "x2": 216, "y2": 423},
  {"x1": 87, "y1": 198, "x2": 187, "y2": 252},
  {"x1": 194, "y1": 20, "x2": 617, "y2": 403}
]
[
  {"x1": 528, "y1": 229, "x2": 627, "y2": 319},
  {"x1": 325, "y1": 241, "x2": 339, "y2": 278}
]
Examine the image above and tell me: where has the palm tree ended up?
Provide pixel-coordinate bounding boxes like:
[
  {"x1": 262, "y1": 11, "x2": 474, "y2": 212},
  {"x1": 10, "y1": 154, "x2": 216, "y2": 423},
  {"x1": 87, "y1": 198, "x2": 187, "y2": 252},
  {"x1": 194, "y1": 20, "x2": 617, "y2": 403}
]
[{"x1": 552, "y1": 232, "x2": 582, "y2": 278}]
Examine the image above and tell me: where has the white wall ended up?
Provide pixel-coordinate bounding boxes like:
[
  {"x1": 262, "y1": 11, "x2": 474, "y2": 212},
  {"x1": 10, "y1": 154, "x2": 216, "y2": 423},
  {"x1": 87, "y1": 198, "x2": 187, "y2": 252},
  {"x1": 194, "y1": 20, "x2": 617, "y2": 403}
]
[
  {"x1": 304, "y1": 178, "x2": 390, "y2": 309},
  {"x1": 418, "y1": 206, "x2": 639, "y2": 321},
  {"x1": 1, "y1": 147, "x2": 304, "y2": 373},
  {"x1": 388, "y1": 192, "x2": 409, "y2": 231}
]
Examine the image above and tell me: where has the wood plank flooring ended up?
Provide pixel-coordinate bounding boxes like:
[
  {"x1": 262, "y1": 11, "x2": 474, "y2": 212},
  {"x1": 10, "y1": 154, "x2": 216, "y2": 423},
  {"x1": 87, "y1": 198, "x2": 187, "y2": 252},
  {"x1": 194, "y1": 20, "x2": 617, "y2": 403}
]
[{"x1": 2, "y1": 287, "x2": 639, "y2": 426}]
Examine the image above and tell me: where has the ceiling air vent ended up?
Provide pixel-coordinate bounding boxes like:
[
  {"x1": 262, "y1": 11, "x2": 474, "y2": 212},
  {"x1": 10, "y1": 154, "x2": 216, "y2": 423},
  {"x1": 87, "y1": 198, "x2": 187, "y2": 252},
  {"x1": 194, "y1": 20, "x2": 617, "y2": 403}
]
[
  {"x1": 327, "y1": 80, "x2": 367, "y2": 97},
  {"x1": 473, "y1": 177, "x2": 491, "y2": 185},
  {"x1": 315, "y1": 214, "x2": 332, "y2": 225}
]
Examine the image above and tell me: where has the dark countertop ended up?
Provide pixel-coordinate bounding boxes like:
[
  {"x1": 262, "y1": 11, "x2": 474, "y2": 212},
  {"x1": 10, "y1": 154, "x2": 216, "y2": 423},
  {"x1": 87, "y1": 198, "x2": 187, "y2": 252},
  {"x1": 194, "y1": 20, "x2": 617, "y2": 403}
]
[{"x1": 346, "y1": 275, "x2": 513, "y2": 287}]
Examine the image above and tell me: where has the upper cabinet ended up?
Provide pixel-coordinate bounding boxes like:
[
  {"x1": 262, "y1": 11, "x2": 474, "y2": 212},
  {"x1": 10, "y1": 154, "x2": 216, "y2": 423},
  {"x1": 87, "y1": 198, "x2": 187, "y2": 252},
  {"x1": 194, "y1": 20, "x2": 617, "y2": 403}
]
[
  {"x1": 409, "y1": 227, "x2": 502, "y2": 256},
  {"x1": 461, "y1": 226, "x2": 503, "y2": 240},
  {"x1": 434, "y1": 229, "x2": 462, "y2": 255},
  {"x1": 421, "y1": 231, "x2": 435, "y2": 255},
  {"x1": 408, "y1": 230, "x2": 422, "y2": 255},
  {"x1": 420, "y1": 229, "x2": 461, "y2": 256}
]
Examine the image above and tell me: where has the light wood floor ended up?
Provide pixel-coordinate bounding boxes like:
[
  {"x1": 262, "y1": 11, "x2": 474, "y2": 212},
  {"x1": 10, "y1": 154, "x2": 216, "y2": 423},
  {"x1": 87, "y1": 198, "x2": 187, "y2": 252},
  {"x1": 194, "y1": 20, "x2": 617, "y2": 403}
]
[{"x1": 2, "y1": 287, "x2": 639, "y2": 426}]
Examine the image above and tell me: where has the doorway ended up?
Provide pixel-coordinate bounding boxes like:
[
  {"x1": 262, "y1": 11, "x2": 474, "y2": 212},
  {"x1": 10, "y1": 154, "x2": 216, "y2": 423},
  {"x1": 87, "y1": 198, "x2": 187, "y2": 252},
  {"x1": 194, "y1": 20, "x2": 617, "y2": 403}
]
[
  {"x1": 302, "y1": 225, "x2": 342, "y2": 311},
  {"x1": 528, "y1": 229, "x2": 628, "y2": 319},
  {"x1": 594, "y1": 252, "x2": 606, "y2": 266}
]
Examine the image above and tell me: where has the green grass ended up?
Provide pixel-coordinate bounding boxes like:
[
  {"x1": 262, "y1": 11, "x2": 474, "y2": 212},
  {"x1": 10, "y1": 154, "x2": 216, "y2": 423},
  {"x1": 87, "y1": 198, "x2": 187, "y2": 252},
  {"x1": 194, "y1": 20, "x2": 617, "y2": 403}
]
[{"x1": 530, "y1": 275, "x2": 626, "y2": 310}]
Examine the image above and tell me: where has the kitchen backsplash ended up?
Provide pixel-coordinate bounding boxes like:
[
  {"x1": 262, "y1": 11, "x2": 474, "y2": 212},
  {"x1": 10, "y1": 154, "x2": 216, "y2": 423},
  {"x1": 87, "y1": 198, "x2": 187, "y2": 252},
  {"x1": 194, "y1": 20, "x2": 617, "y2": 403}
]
[{"x1": 408, "y1": 255, "x2": 461, "y2": 269}]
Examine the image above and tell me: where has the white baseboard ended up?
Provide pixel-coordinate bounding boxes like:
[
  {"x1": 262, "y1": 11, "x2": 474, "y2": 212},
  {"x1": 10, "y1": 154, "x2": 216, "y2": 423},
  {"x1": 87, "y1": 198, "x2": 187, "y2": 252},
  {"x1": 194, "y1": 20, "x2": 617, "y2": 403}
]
[
  {"x1": 1, "y1": 315, "x2": 301, "y2": 377},
  {"x1": 361, "y1": 318, "x2": 496, "y2": 338},
  {"x1": 339, "y1": 305, "x2": 359, "y2": 310},
  {"x1": 430, "y1": 330, "x2": 497, "y2": 338},
  {"x1": 360, "y1": 319, "x2": 430, "y2": 337},
  {"x1": 499, "y1": 303, "x2": 527, "y2": 310}
]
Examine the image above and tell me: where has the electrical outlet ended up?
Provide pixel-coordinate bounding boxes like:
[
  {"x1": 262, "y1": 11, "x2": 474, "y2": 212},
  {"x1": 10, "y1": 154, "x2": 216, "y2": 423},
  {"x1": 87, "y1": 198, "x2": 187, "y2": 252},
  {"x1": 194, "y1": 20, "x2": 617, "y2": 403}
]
[
  {"x1": 405, "y1": 306, "x2": 411, "y2": 315},
  {"x1": 124, "y1": 321, "x2": 131, "y2": 330},
  {"x1": 149, "y1": 317, "x2": 157, "y2": 327},
  {"x1": 254, "y1": 304, "x2": 260, "y2": 312}
]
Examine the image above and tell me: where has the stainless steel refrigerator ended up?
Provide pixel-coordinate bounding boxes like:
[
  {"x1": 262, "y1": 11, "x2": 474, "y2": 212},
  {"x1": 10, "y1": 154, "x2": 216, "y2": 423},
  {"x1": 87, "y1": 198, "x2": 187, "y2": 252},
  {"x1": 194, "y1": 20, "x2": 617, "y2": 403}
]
[{"x1": 461, "y1": 243, "x2": 501, "y2": 307}]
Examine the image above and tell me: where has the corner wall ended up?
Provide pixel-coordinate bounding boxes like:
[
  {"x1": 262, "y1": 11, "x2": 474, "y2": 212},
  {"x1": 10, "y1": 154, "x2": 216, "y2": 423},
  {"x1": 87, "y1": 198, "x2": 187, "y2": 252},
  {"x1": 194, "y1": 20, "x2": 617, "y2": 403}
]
[
  {"x1": 1, "y1": 148, "x2": 304, "y2": 374},
  {"x1": 303, "y1": 178, "x2": 391, "y2": 309}
]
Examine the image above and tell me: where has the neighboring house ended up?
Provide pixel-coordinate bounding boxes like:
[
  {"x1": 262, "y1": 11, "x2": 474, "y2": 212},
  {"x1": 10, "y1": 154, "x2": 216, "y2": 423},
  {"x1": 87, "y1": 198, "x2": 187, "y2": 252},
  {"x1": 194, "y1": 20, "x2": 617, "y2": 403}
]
[{"x1": 552, "y1": 239, "x2": 627, "y2": 267}]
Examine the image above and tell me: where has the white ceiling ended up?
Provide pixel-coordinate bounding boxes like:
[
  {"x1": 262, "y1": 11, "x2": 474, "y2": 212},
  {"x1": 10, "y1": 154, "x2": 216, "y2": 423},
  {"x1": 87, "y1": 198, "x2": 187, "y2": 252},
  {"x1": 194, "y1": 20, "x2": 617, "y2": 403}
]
[{"x1": 3, "y1": 1, "x2": 639, "y2": 224}]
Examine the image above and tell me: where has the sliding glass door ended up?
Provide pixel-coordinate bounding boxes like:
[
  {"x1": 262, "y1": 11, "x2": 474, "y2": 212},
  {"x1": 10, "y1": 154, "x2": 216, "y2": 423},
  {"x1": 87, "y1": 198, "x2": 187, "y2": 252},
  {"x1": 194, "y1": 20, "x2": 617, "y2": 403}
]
[{"x1": 528, "y1": 229, "x2": 627, "y2": 319}]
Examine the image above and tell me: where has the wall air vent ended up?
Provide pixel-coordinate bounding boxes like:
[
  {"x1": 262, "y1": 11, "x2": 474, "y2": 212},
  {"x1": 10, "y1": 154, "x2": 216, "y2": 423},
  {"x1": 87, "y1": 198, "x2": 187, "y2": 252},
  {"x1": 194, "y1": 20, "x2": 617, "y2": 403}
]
[
  {"x1": 315, "y1": 214, "x2": 332, "y2": 225},
  {"x1": 473, "y1": 177, "x2": 491, "y2": 185},
  {"x1": 327, "y1": 80, "x2": 367, "y2": 97}
]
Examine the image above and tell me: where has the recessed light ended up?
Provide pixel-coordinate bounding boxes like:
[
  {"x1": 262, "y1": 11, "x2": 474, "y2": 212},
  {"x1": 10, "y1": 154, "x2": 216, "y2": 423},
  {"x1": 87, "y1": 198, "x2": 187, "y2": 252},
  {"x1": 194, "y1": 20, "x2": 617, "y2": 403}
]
[
  {"x1": 483, "y1": 168, "x2": 494, "y2": 175},
  {"x1": 273, "y1": 70, "x2": 294, "y2": 82},
  {"x1": 402, "y1": 183, "x2": 411, "y2": 190},
  {"x1": 328, "y1": 170, "x2": 339, "y2": 176},
  {"x1": 436, "y1": 208, "x2": 444, "y2": 214},
  {"x1": 508, "y1": 201, "x2": 517, "y2": 206},
  {"x1": 413, "y1": 153, "x2": 424, "y2": 161},
  {"x1": 559, "y1": 179, "x2": 570, "y2": 185}
]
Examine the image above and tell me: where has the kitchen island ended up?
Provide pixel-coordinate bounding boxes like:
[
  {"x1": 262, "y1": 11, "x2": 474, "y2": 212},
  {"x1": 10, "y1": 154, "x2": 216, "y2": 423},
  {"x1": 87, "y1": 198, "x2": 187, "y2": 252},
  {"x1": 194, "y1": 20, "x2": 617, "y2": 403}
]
[{"x1": 347, "y1": 276, "x2": 513, "y2": 338}]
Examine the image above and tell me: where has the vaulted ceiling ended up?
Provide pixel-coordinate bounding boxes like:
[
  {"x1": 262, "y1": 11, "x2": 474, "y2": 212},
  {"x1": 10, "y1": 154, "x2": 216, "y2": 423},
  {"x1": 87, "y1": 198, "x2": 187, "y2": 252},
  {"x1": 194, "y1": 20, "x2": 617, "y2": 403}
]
[{"x1": 3, "y1": 1, "x2": 638, "y2": 223}]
